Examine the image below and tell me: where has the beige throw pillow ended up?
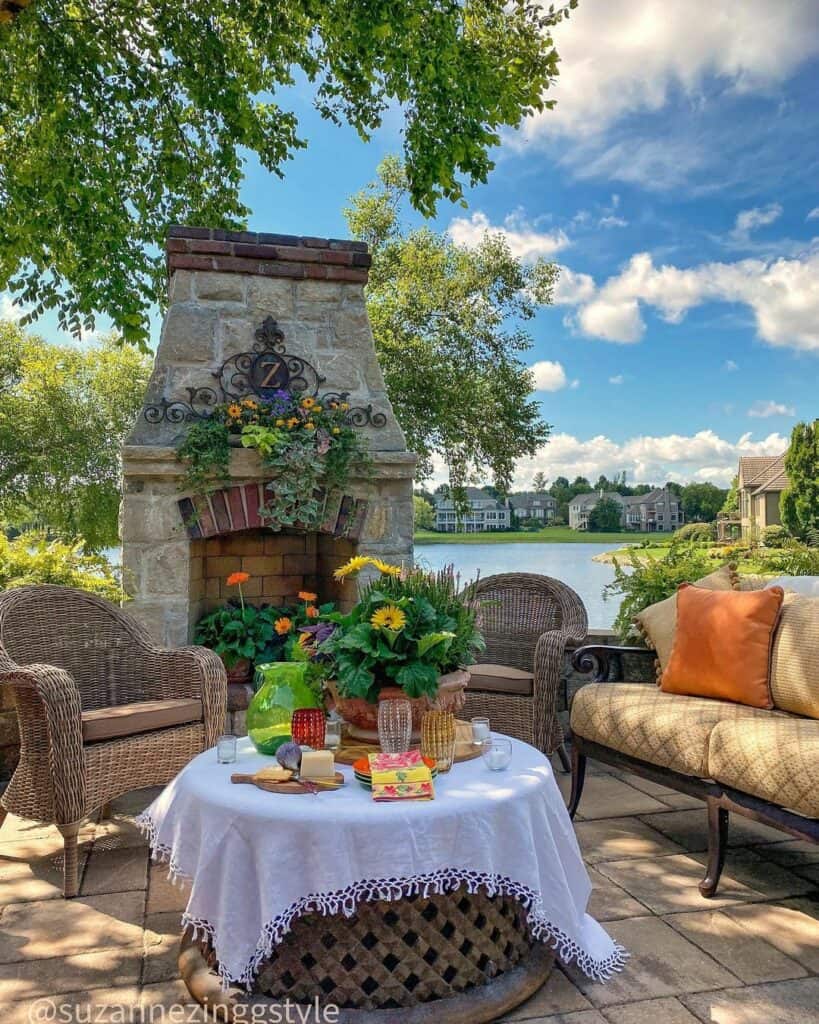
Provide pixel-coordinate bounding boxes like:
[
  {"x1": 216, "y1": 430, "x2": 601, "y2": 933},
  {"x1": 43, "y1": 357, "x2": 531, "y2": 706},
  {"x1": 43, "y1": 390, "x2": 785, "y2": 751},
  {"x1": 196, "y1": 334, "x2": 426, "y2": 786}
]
[
  {"x1": 634, "y1": 565, "x2": 737, "y2": 675},
  {"x1": 770, "y1": 593, "x2": 819, "y2": 719}
]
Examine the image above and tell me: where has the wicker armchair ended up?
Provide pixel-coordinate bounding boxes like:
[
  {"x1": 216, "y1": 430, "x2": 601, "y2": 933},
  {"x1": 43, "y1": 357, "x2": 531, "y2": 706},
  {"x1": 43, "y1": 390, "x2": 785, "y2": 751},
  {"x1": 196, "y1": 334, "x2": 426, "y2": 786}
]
[
  {"x1": 0, "y1": 585, "x2": 226, "y2": 896},
  {"x1": 463, "y1": 573, "x2": 587, "y2": 765}
]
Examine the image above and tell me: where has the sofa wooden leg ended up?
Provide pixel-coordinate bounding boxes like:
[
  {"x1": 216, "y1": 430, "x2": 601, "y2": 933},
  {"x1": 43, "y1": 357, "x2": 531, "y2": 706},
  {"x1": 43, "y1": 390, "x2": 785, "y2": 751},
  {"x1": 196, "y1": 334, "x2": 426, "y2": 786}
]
[
  {"x1": 567, "y1": 744, "x2": 586, "y2": 820},
  {"x1": 58, "y1": 822, "x2": 81, "y2": 898},
  {"x1": 0, "y1": 807, "x2": 7, "y2": 834},
  {"x1": 700, "y1": 801, "x2": 729, "y2": 898},
  {"x1": 556, "y1": 743, "x2": 572, "y2": 774}
]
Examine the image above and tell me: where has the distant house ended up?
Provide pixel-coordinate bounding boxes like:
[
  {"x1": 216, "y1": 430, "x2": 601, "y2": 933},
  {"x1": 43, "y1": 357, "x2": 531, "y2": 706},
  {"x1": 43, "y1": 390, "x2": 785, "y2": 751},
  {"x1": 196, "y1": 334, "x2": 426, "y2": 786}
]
[
  {"x1": 509, "y1": 491, "x2": 558, "y2": 523},
  {"x1": 434, "y1": 487, "x2": 511, "y2": 533},
  {"x1": 737, "y1": 453, "x2": 789, "y2": 539},
  {"x1": 568, "y1": 486, "x2": 683, "y2": 532}
]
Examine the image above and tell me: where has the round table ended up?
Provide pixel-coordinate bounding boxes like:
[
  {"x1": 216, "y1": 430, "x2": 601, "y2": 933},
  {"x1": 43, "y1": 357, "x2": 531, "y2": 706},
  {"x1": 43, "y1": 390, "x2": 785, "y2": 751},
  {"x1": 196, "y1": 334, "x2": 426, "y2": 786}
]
[{"x1": 138, "y1": 736, "x2": 624, "y2": 1023}]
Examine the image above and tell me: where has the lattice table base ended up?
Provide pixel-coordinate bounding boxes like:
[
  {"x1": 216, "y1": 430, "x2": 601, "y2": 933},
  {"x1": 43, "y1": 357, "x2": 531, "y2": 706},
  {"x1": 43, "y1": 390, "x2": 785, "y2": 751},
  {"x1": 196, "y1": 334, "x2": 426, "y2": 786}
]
[{"x1": 179, "y1": 886, "x2": 555, "y2": 1023}]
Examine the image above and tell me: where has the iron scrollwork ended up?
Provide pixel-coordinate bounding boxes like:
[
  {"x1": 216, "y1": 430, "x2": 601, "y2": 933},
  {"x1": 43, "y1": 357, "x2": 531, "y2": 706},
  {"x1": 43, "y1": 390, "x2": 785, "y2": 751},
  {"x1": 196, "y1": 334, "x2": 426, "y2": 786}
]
[{"x1": 143, "y1": 316, "x2": 386, "y2": 427}]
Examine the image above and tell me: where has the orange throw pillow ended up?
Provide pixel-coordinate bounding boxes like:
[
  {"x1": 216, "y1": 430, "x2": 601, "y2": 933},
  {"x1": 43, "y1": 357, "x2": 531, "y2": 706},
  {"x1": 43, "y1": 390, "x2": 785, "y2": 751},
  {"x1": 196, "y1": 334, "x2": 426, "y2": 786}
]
[{"x1": 661, "y1": 584, "x2": 785, "y2": 708}]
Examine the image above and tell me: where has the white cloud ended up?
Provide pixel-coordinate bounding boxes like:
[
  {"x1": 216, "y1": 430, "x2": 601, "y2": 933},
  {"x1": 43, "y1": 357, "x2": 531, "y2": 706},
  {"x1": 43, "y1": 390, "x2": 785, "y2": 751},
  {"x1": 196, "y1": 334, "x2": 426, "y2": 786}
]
[
  {"x1": 528, "y1": 1, "x2": 819, "y2": 140},
  {"x1": 807, "y1": 207, "x2": 819, "y2": 221},
  {"x1": 0, "y1": 293, "x2": 30, "y2": 322},
  {"x1": 731, "y1": 203, "x2": 783, "y2": 242},
  {"x1": 747, "y1": 400, "x2": 796, "y2": 418},
  {"x1": 599, "y1": 215, "x2": 629, "y2": 229},
  {"x1": 512, "y1": 429, "x2": 788, "y2": 489},
  {"x1": 554, "y1": 251, "x2": 819, "y2": 352},
  {"x1": 723, "y1": 360, "x2": 739, "y2": 371},
  {"x1": 530, "y1": 360, "x2": 569, "y2": 392},
  {"x1": 447, "y1": 211, "x2": 570, "y2": 262},
  {"x1": 608, "y1": 375, "x2": 624, "y2": 385}
]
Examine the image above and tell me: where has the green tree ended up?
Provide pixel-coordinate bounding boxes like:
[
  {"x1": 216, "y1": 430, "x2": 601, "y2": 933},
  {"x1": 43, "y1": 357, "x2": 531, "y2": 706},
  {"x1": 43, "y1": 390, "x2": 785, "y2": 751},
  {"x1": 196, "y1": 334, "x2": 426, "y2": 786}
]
[
  {"x1": 413, "y1": 495, "x2": 435, "y2": 531},
  {"x1": 681, "y1": 482, "x2": 727, "y2": 523},
  {"x1": 345, "y1": 157, "x2": 554, "y2": 504},
  {"x1": 532, "y1": 471, "x2": 548, "y2": 493},
  {"x1": 587, "y1": 497, "x2": 623, "y2": 532},
  {"x1": 0, "y1": 319, "x2": 151, "y2": 547},
  {"x1": 721, "y1": 475, "x2": 740, "y2": 516},
  {"x1": 0, "y1": 0, "x2": 575, "y2": 347},
  {"x1": 781, "y1": 419, "x2": 819, "y2": 540}
]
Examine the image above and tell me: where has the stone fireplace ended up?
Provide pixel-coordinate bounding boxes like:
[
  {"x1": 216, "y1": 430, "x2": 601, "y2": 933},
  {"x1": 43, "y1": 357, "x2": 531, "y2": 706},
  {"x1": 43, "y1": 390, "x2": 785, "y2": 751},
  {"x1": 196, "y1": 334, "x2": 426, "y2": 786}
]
[{"x1": 121, "y1": 226, "x2": 416, "y2": 647}]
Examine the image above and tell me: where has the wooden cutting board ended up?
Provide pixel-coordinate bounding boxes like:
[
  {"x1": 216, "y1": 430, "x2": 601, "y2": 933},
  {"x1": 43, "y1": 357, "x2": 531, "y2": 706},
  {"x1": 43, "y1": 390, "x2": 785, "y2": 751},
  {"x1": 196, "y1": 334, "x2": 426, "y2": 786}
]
[{"x1": 231, "y1": 771, "x2": 345, "y2": 795}]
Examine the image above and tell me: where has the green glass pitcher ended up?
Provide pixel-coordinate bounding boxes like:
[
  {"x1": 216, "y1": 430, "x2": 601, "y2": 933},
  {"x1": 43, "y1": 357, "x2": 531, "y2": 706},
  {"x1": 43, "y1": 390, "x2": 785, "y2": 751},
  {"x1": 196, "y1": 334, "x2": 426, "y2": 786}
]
[{"x1": 247, "y1": 661, "x2": 321, "y2": 755}]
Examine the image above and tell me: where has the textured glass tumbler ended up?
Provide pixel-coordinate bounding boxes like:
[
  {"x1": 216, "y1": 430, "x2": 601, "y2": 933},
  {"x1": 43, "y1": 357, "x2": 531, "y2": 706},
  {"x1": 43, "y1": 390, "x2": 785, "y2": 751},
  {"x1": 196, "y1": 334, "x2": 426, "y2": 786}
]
[
  {"x1": 291, "y1": 708, "x2": 326, "y2": 750},
  {"x1": 377, "y1": 699, "x2": 413, "y2": 754},
  {"x1": 420, "y1": 710, "x2": 456, "y2": 773}
]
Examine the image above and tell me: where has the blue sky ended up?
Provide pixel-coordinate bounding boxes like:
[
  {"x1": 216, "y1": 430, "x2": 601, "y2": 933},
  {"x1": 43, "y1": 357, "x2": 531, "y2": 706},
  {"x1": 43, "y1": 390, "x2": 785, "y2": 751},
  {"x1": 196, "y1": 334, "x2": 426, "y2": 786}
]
[{"x1": 4, "y1": 0, "x2": 818, "y2": 489}]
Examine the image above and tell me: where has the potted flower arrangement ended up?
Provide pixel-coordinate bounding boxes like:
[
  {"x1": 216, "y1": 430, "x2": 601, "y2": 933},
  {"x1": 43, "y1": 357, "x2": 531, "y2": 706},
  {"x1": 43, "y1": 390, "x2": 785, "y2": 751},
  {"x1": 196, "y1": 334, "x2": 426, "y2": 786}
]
[
  {"x1": 318, "y1": 557, "x2": 484, "y2": 739},
  {"x1": 177, "y1": 393, "x2": 367, "y2": 530}
]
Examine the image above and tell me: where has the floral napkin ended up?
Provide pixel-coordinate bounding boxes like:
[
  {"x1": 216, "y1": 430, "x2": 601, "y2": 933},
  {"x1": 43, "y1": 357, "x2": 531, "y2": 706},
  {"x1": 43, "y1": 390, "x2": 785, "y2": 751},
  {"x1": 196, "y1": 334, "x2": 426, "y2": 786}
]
[{"x1": 368, "y1": 750, "x2": 434, "y2": 802}]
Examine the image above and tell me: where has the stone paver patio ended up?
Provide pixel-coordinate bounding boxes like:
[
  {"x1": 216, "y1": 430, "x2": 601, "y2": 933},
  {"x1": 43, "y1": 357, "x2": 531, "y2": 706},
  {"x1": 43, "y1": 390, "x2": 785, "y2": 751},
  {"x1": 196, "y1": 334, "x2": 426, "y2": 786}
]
[{"x1": 1, "y1": 761, "x2": 817, "y2": 1024}]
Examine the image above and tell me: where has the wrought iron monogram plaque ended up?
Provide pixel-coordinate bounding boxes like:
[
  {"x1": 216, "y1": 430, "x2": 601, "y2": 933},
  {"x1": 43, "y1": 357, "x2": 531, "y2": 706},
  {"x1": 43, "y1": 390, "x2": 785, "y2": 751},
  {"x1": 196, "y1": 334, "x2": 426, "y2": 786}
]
[{"x1": 143, "y1": 316, "x2": 386, "y2": 427}]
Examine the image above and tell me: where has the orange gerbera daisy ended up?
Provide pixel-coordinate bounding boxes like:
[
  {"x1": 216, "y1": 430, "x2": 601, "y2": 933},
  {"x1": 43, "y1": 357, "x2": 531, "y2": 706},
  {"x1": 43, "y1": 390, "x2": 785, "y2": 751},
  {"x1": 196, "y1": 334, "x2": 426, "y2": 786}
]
[
  {"x1": 305, "y1": 605, "x2": 319, "y2": 618},
  {"x1": 298, "y1": 591, "x2": 318, "y2": 602},
  {"x1": 226, "y1": 571, "x2": 250, "y2": 587},
  {"x1": 227, "y1": 403, "x2": 243, "y2": 418},
  {"x1": 274, "y1": 616, "x2": 293, "y2": 635}
]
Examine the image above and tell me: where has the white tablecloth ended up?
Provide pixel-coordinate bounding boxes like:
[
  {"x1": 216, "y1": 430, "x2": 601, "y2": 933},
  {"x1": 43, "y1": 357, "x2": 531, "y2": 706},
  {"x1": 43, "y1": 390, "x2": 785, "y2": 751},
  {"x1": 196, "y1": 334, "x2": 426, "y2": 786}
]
[{"x1": 138, "y1": 736, "x2": 626, "y2": 988}]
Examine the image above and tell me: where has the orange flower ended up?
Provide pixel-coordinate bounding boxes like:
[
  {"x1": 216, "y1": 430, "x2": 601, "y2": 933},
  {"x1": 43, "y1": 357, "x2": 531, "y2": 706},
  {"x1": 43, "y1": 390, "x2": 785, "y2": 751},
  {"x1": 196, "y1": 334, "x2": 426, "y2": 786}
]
[
  {"x1": 227, "y1": 403, "x2": 243, "y2": 419},
  {"x1": 298, "y1": 591, "x2": 318, "y2": 602},
  {"x1": 226, "y1": 571, "x2": 250, "y2": 587},
  {"x1": 305, "y1": 605, "x2": 319, "y2": 618},
  {"x1": 274, "y1": 616, "x2": 293, "y2": 635}
]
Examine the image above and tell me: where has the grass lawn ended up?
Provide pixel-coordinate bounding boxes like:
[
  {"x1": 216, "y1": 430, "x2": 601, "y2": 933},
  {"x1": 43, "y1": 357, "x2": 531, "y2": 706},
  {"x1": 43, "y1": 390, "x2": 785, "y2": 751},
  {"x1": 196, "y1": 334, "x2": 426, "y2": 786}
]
[{"x1": 414, "y1": 527, "x2": 661, "y2": 545}]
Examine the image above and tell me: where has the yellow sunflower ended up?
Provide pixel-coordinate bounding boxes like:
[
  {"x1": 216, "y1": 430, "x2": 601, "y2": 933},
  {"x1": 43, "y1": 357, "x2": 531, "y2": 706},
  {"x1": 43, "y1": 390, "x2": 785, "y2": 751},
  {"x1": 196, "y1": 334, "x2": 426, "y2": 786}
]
[
  {"x1": 333, "y1": 555, "x2": 373, "y2": 580},
  {"x1": 241, "y1": 398, "x2": 258, "y2": 410},
  {"x1": 371, "y1": 558, "x2": 401, "y2": 577},
  {"x1": 301, "y1": 396, "x2": 316, "y2": 409},
  {"x1": 227, "y1": 403, "x2": 243, "y2": 419},
  {"x1": 287, "y1": 417, "x2": 299, "y2": 428},
  {"x1": 370, "y1": 605, "x2": 406, "y2": 631}
]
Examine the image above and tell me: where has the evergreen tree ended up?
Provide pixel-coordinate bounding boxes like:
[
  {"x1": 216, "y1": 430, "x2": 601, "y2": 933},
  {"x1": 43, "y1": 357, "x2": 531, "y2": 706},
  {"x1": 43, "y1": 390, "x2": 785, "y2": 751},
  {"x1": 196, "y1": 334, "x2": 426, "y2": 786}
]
[{"x1": 781, "y1": 420, "x2": 819, "y2": 540}]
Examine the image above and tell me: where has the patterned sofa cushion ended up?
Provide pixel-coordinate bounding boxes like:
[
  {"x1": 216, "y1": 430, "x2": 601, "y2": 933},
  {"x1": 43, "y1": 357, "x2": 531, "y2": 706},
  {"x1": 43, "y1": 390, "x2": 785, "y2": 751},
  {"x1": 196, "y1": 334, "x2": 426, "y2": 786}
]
[
  {"x1": 708, "y1": 717, "x2": 819, "y2": 819},
  {"x1": 770, "y1": 594, "x2": 819, "y2": 719},
  {"x1": 570, "y1": 683, "x2": 776, "y2": 778}
]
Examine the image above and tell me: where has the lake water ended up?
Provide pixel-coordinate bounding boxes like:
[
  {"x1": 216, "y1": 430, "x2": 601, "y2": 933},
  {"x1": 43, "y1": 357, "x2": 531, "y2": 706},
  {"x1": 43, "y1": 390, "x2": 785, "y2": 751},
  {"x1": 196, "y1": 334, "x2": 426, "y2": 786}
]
[{"x1": 414, "y1": 542, "x2": 620, "y2": 629}]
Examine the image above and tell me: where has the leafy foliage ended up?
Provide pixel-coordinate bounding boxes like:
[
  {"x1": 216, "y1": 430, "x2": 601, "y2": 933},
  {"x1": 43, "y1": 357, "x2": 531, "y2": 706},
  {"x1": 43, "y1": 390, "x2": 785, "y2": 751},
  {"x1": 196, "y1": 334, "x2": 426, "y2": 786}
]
[
  {"x1": 0, "y1": 319, "x2": 151, "y2": 548},
  {"x1": 761, "y1": 524, "x2": 789, "y2": 548},
  {"x1": 721, "y1": 475, "x2": 740, "y2": 516},
  {"x1": 194, "y1": 602, "x2": 277, "y2": 669},
  {"x1": 780, "y1": 420, "x2": 819, "y2": 541},
  {"x1": 413, "y1": 495, "x2": 435, "y2": 531},
  {"x1": 674, "y1": 522, "x2": 716, "y2": 543},
  {"x1": 680, "y1": 482, "x2": 727, "y2": 523},
  {"x1": 587, "y1": 496, "x2": 623, "y2": 532},
  {"x1": 0, "y1": 531, "x2": 122, "y2": 601},
  {"x1": 344, "y1": 157, "x2": 553, "y2": 506},
  {"x1": 604, "y1": 541, "x2": 719, "y2": 642},
  {"x1": 321, "y1": 561, "x2": 483, "y2": 702},
  {"x1": 0, "y1": 0, "x2": 575, "y2": 346},
  {"x1": 757, "y1": 542, "x2": 819, "y2": 576}
]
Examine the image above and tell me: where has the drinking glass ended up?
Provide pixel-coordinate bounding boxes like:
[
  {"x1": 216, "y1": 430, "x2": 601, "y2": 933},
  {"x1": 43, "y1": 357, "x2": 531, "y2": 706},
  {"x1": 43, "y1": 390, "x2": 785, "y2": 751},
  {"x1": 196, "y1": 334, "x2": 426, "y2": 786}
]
[
  {"x1": 471, "y1": 717, "x2": 491, "y2": 746},
  {"x1": 482, "y1": 737, "x2": 513, "y2": 771},
  {"x1": 377, "y1": 699, "x2": 413, "y2": 754},
  {"x1": 291, "y1": 708, "x2": 326, "y2": 750},
  {"x1": 324, "y1": 716, "x2": 342, "y2": 751},
  {"x1": 421, "y1": 710, "x2": 456, "y2": 773},
  {"x1": 216, "y1": 735, "x2": 237, "y2": 764}
]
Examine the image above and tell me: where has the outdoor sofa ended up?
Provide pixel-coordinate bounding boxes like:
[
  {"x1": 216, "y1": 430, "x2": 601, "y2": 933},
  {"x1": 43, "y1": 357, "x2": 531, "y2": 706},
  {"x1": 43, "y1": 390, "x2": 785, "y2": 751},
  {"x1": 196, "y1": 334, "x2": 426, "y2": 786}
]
[{"x1": 568, "y1": 574, "x2": 819, "y2": 897}]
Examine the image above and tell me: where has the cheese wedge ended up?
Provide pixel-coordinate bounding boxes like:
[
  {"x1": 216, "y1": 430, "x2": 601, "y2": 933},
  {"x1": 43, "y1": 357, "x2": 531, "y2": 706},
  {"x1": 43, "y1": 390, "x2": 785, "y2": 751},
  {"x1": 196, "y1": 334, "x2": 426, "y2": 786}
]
[
  {"x1": 300, "y1": 750, "x2": 335, "y2": 780},
  {"x1": 255, "y1": 766, "x2": 293, "y2": 784}
]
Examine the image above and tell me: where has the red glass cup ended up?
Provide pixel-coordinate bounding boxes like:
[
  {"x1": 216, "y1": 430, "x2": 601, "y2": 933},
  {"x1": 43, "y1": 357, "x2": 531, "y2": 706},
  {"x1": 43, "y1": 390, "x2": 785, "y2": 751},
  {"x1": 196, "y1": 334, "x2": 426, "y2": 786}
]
[{"x1": 291, "y1": 708, "x2": 326, "y2": 750}]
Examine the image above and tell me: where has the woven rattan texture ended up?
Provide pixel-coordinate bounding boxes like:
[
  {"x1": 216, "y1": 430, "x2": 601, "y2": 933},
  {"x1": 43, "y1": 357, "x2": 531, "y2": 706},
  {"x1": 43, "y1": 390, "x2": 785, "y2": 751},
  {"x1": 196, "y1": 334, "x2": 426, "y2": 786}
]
[
  {"x1": 465, "y1": 574, "x2": 587, "y2": 754},
  {"x1": 253, "y1": 887, "x2": 535, "y2": 1010}
]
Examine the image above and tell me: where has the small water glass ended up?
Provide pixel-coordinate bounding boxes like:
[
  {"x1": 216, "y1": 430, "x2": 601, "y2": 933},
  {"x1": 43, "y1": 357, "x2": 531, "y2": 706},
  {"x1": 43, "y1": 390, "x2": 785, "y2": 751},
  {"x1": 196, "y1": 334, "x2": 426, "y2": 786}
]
[
  {"x1": 471, "y1": 717, "x2": 491, "y2": 746},
  {"x1": 324, "y1": 716, "x2": 342, "y2": 751},
  {"x1": 421, "y1": 710, "x2": 457, "y2": 773},
  {"x1": 377, "y1": 699, "x2": 413, "y2": 754},
  {"x1": 217, "y1": 734, "x2": 237, "y2": 764},
  {"x1": 291, "y1": 708, "x2": 326, "y2": 750},
  {"x1": 482, "y1": 737, "x2": 513, "y2": 771}
]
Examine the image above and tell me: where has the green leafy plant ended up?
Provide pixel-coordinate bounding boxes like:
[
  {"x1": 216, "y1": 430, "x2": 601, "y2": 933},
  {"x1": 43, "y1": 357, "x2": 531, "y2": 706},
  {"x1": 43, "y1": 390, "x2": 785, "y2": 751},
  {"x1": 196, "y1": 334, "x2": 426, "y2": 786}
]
[
  {"x1": 320, "y1": 557, "x2": 484, "y2": 703},
  {"x1": 0, "y1": 531, "x2": 123, "y2": 602},
  {"x1": 756, "y1": 542, "x2": 819, "y2": 576},
  {"x1": 604, "y1": 541, "x2": 720, "y2": 643},
  {"x1": 194, "y1": 602, "x2": 277, "y2": 669},
  {"x1": 675, "y1": 522, "x2": 716, "y2": 543}
]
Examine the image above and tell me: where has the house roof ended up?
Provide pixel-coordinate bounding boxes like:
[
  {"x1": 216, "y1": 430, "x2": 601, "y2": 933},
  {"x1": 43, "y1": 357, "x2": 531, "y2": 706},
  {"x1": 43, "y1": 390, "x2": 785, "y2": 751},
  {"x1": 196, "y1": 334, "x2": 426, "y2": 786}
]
[
  {"x1": 750, "y1": 455, "x2": 790, "y2": 496},
  {"x1": 434, "y1": 487, "x2": 506, "y2": 508},
  {"x1": 739, "y1": 456, "x2": 781, "y2": 488},
  {"x1": 509, "y1": 491, "x2": 557, "y2": 509},
  {"x1": 569, "y1": 491, "x2": 625, "y2": 509}
]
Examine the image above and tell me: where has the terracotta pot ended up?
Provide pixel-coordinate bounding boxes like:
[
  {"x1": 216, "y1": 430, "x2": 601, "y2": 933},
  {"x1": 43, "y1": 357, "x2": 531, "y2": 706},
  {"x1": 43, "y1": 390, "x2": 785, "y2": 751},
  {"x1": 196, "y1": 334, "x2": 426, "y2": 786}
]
[
  {"x1": 327, "y1": 669, "x2": 471, "y2": 742},
  {"x1": 223, "y1": 657, "x2": 253, "y2": 685}
]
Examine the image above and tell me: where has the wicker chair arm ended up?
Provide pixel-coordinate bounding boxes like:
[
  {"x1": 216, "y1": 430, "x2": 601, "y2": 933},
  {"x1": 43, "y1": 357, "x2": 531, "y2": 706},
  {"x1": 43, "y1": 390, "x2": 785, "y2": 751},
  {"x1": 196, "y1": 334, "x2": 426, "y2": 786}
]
[
  {"x1": 531, "y1": 629, "x2": 577, "y2": 753},
  {"x1": 571, "y1": 644, "x2": 655, "y2": 683},
  {"x1": 0, "y1": 664, "x2": 86, "y2": 823},
  {"x1": 147, "y1": 646, "x2": 227, "y2": 748}
]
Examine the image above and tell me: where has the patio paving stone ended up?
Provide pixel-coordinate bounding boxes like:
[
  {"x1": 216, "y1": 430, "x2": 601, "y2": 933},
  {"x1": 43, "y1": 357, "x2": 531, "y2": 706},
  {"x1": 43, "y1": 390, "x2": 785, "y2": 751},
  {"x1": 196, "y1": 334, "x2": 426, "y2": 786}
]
[
  {"x1": 0, "y1": 948, "x2": 142, "y2": 1002},
  {"x1": 561, "y1": 915, "x2": 737, "y2": 1007},
  {"x1": 500, "y1": 965, "x2": 593, "y2": 1020},
  {"x1": 146, "y1": 862, "x2": 190, "y2": 914},
  {"x1": 754, "y1": 838, "x2": 819, "y2": 868},
  {"x1": 570, "y1": 776, "x2": 670, "y2": 820},
  {"x1": 586, "y1": 866, "x2": 648, "y2": 922},
  {"x1": 663, "y1": 907, "x2": 808, "y2": 983},
  {"x1": 718, "y1": 899, "x2": 819, "y2": 973},
  {"x1": 0, "y1": 986, "x2": 142, "y2": 1024},
  {"x1": 687, "y1": 847, "x2": 816, "y2": 900},
  {"x1": 143, "y1": 911, "x2": 188, "y2": 985},
  {"x1": 574, "y1": 816, "x2": 685, "y2": 865},
  {"x1": 80, "y1": 845, "x2": 148, "y2": 897},
  {"x1": 600, "y1": 995, "x2": 702, "y2": 1024},
  {"x1": 680, "y1": 976, "x2": 819, "y2": 1024},
  {"x1": 0, "y1": 838, "x2": 91, "y2": 906},
  {"x1": 638, "y1": 808, "x2": 786, "y2": 852}
]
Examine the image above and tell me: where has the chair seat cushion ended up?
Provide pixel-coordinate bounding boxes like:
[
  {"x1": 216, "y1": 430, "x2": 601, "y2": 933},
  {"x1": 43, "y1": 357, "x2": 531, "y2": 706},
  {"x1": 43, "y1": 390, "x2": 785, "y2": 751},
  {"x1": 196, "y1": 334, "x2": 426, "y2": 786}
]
[
  {"x1": 708, "y1": 717, "x2": 819, "y2": 819},
  {"x1": 81, "y1": 698, "x2": 203, "y2": 743},
  {"x1": 571, "y1": 682, "x2": 778, "y2": 778},
  {"x1": 468, "y1": 664, "x2": 533, "y2": 697}
]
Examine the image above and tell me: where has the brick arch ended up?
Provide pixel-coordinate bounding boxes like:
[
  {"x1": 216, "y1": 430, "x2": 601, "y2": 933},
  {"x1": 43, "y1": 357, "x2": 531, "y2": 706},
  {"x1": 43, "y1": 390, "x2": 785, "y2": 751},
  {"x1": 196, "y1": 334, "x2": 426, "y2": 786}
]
[{"x1": 178, "y1": 482, "x2": 368, "y2": 542}]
